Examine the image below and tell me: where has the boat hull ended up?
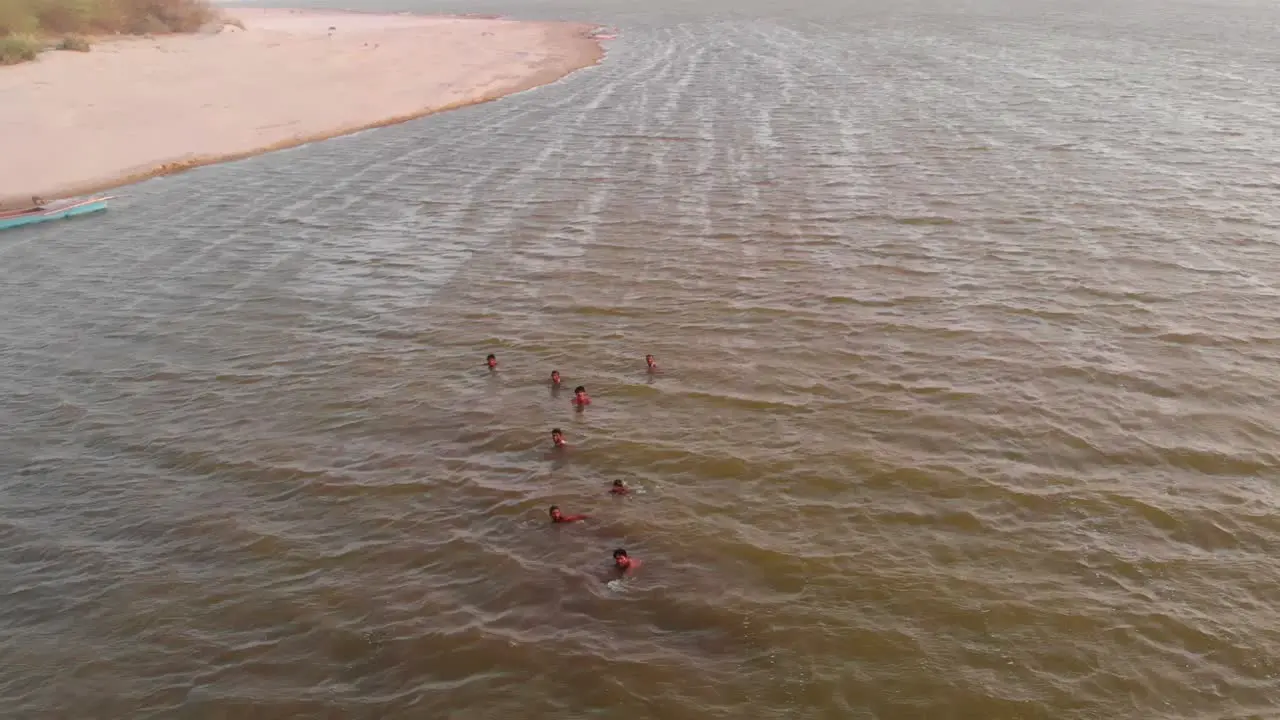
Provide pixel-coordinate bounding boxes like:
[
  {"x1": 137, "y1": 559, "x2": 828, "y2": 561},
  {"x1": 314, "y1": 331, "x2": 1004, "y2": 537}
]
[{"x1": 0, "y1": 197, "x2": 111, "y2": 231}]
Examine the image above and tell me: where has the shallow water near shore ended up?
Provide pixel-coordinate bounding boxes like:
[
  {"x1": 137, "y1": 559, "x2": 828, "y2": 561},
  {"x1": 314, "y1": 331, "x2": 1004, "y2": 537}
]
[{"x1": 2, "y1": 0, "x2": 1279, "y2": 717}]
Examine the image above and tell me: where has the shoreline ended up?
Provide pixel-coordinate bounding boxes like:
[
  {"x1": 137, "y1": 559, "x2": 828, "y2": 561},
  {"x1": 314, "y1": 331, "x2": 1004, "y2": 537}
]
[{"x1": 0, "y1": 8, "x2": 606, "y2": 208}]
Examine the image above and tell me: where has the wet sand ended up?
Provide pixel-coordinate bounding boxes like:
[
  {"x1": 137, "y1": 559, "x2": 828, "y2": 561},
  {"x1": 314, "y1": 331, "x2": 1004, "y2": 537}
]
[{"x1": 0, "y1": 8, "x2": 603, "y2": 206}]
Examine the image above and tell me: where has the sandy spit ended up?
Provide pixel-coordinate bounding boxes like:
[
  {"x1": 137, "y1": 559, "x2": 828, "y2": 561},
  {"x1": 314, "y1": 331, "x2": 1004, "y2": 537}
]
[{"x1": 0, "y1": 8, "x2": 605, "y2": 206}]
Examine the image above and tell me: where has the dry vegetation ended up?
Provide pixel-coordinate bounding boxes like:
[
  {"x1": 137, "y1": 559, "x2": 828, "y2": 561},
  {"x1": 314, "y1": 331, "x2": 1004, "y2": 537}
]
[
  {"x1": 0, "y1": 0, "x2": 225, "y2": 64},
  {"x1": 0, "y1": 32, "x2": 41, "y2": 63}
]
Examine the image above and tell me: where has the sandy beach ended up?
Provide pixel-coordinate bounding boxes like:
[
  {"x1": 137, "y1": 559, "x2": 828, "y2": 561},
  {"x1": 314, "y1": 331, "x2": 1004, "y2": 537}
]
[{"x1": 0, "y1": 8, "x2": 603, "y2": 206}]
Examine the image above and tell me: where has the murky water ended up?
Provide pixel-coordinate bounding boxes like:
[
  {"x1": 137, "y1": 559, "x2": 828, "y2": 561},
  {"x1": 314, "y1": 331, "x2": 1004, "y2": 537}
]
[{"x1": 3, "y1": 0, "x2": 1279, "y2": 716}]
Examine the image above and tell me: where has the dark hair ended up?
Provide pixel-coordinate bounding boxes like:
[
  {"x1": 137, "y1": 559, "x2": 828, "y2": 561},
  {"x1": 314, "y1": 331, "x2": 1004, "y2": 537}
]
[
  {"x1": 613, "y1": 548, "x2": 627, "y2": 559},
  {"x1": 486, "y1": 354, "x2": 496, "y2": 361},
  {"x1": 551, "y1": 428, "x2": 562, "y2": 435},
  {"x1": 551, "y1": 370, "x2": 559, "y2": 376},
  {"x1": 612, "y1": 479, "x2": 624, "y2": 486},
  {"x1": 549, "y1": 505, "x2": 560, "y2": 514},
  {"x1": 574, "y1": 386, "x2": 586, "y2": 394},
  {"x1": 645, "y1": 354, "x2": 654, "y2": 359}
]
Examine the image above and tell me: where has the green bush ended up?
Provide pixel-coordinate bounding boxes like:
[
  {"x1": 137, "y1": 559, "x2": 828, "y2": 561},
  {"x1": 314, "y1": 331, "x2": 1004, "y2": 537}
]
[
  {"x1": 0, "y1": 0, "x2": 221, "y2": 44},
  {"x1": 0, "y1": 33, "x2": 42, "y2": 64},
  {"x1": 35, "y1": 0, "x2": 98, "y2": 34},
  {"x1": 57, "y1": 33, "x2": 89, "y2": 50},
  {"x1": 0, "y1": 2, "x2": 38, "y2": 36}
]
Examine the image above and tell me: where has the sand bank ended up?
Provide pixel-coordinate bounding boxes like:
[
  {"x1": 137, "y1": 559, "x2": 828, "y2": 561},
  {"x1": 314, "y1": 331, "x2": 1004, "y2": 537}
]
[{"x1": 0, "y1": 8, "x2": 603, "y2": 207}]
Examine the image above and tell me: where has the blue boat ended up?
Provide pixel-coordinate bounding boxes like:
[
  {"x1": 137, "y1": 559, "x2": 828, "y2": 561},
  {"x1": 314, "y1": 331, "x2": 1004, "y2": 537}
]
[{"x1": 0, "y1": 195, "x2": 113, "y2": 231}]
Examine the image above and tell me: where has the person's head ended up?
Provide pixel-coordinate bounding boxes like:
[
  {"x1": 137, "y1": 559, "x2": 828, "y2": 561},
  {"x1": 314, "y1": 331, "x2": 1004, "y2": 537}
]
[
  {"x1": 574, "y1": 385, "x2": 587, "y2": 395},
  {"x1": 549, "y1": 505, "x2": 562, "y2": 520},
  {"x1": 645, "y1": 354, "x2": 656, "y2": 367},
  {"x1": 551, "y1": 428, "x2": 564, "y2": 445},
  {"x1": 486, "y1": 354, "x2": 497, "y2": 368},
  {"x1": 613, "y1": 548, "x2": 630, "y2": 567},
  {"x1": 551, "y1": 370, "x2": 561, "y2": 383},
  {"x1": 613, "y1": 479, "x2": 625, "y2": 488}
]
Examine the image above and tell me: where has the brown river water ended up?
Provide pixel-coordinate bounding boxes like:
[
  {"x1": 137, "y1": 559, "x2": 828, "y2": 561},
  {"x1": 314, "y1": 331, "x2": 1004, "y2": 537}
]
[{"x1": 2, "y1": 0, "x2": 1279, "y2": 717}]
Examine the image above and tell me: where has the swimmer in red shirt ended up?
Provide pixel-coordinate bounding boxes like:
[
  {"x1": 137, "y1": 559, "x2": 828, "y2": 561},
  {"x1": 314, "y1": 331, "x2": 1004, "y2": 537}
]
[
  {"x1": 486, "y1": 353, "x2": 498, "y2": 370},
  {"x1": 613, "y1": 548, "x2": 640, "y2": 574},
  {"x1": 549, "y1": 505, "x2": 588, "y2": 523},
  {"x1": 572, "y1": 385, "x2": 591, "y2": 408},
  {"x1": 550, "y1": 370, "x2": 562, "y2": 386},
  {"x1": 645, "y1": 354, "x2": 659, "y2": 372},
  {"x1": 551, "y1": 428, "x2": 566, "y2": 448},
  {"x1": 610, "y1": 479, "x2": 629, "y2": 495}
]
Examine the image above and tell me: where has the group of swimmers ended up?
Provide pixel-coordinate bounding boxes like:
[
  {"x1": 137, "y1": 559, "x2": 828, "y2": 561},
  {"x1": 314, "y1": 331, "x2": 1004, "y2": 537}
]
[{"x1": 484, "y1": 352, "x2": 662, "y2": 577}]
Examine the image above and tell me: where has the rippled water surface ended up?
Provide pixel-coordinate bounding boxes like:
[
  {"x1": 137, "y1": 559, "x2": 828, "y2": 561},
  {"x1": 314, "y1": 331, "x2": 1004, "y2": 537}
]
[{"x1": 3, "y1": 0, "x2": 1280, "y2": 717}]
